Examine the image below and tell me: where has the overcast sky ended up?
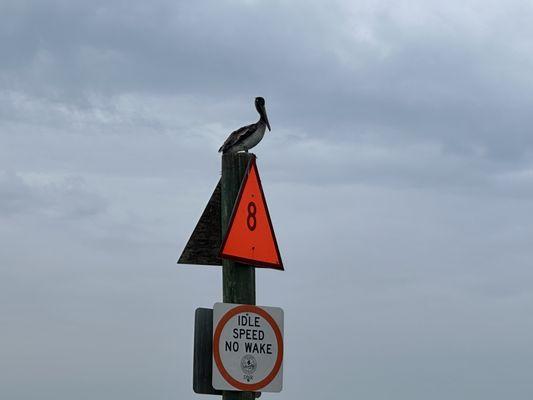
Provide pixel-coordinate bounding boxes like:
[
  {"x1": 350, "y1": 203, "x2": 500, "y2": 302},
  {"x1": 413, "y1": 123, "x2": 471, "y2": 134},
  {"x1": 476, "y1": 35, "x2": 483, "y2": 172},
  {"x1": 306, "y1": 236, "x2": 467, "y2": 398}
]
[{"x1": 1, "y1": 1, "x2": 533, "y2": 399}]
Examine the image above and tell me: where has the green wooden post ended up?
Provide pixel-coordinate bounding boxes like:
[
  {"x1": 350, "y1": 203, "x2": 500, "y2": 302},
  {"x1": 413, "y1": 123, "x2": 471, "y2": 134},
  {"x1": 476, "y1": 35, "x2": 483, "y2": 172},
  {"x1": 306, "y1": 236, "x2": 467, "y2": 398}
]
[{"x1": 221, "y1": 152, "x2": 256, "y2": 400}]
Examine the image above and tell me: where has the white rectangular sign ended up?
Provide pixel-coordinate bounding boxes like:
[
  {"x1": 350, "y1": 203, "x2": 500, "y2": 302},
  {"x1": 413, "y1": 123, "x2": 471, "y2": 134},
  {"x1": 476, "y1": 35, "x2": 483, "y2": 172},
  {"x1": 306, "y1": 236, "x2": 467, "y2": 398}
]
[{"x1": 212, "y1": 303, "x2": 284, "y2": 393}]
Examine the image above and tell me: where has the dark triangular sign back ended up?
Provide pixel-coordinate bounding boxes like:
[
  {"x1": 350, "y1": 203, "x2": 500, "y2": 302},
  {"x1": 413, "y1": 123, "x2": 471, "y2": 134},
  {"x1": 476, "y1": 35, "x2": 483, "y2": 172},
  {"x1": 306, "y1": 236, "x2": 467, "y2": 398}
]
[
  {"x1": 178, "y1": 180, "x2": 222, "y2": 266},
  {"x1": 219, "y1": 158, "x2": 283, "y2": 270}
]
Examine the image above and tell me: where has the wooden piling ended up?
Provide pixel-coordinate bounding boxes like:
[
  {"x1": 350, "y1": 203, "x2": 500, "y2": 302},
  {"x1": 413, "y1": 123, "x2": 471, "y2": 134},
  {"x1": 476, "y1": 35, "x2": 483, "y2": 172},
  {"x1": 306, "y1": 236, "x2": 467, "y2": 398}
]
[{"x1": 221, "y1": 152, "x2": 256, "y2": 400}]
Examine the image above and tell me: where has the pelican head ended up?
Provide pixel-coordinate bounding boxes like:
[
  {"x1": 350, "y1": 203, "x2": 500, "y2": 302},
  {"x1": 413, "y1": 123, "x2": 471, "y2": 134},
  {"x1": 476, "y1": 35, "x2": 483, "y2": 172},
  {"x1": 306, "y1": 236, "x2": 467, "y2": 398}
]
[{"x1": 255, "y1": 97, "x2": 271, "y2": 131}]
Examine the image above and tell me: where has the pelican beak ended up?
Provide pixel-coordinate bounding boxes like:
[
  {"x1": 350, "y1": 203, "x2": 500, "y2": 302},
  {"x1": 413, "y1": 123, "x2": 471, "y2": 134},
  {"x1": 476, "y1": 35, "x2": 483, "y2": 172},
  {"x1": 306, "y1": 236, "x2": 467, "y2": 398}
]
[{"x1": 261, "y1": 104, "x2": 271, "y2": 131}]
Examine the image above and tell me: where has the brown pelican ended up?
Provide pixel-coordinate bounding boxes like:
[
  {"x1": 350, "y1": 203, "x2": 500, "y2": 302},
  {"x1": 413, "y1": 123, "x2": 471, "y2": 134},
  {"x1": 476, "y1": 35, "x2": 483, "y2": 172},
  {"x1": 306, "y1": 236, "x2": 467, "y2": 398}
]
[{"x1": 218, "y1": 97, "x2": 271, "y2": 153}]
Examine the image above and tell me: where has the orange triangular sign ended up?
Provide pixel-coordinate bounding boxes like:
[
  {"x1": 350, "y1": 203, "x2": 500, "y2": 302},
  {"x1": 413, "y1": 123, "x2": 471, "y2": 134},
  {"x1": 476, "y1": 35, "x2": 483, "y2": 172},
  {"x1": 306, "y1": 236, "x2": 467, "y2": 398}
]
[{"x1": 219, "y1": 157, "x2": 284, "y2": 270}]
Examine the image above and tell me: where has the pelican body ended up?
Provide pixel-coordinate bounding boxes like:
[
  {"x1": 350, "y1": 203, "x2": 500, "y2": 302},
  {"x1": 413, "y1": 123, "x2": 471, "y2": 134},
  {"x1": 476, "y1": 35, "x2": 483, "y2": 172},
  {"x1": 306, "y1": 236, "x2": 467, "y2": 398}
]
[{"x1": 218, "y1": 97, "x2": 271, "y2": 154}]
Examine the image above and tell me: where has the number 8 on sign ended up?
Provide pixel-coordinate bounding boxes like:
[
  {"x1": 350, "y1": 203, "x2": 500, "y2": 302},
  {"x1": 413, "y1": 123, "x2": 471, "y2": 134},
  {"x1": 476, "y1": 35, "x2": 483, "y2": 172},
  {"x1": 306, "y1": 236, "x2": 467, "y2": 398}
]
[{"x1": 247, "y1": 201, "x2": 257, "y2": 231}]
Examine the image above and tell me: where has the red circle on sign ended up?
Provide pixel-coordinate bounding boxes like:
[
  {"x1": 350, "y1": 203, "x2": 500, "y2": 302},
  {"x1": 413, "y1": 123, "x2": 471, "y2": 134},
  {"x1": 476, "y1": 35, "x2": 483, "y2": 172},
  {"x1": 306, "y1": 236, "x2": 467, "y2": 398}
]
[{"x1": 213, "y1": 305, "x2": 283, "y2": 391}]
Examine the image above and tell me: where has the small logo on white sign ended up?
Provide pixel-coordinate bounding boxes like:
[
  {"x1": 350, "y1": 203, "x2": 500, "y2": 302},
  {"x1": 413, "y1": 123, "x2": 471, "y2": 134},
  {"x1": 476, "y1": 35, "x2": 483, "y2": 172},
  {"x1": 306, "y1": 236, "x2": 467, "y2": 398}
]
[{"x1": 241, "y1": 354, "x2": 257, "y2": 381}]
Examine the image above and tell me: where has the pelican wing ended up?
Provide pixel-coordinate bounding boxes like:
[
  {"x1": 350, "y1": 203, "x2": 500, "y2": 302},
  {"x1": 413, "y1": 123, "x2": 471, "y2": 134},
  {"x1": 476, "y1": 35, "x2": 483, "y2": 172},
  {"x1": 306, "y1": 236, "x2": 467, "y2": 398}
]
[{"x1": 218, "y1": 122, "x2": 257, "y2": 153}]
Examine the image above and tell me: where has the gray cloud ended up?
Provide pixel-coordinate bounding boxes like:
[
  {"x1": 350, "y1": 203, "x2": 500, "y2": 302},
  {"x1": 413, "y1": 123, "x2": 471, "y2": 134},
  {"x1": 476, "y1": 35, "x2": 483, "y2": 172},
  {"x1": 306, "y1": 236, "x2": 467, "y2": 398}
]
[
  {"x1": 0, "y1": 171, "x2": 107, "y2": 218},
  {"x1": 1, "y1": 1, "x2": 533, "y2": 399},
  {"x1": 3, "y1": 0, "x2": 533, "y2": 177}
]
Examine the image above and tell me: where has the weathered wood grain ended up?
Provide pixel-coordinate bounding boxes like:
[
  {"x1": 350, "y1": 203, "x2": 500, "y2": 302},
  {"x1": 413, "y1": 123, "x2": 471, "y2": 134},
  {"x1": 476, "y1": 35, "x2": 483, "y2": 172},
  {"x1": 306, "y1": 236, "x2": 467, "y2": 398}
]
[
  {"x1": 221, "y1": 153, "x2": 257, "y2": 400},
  {"x1": 178, "y1": 180, "x2": 222, "y2": 266}
]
